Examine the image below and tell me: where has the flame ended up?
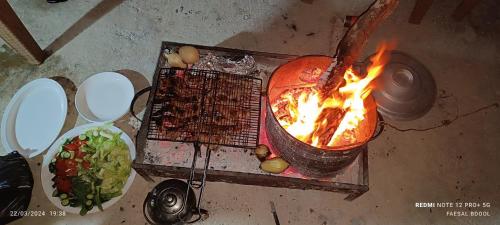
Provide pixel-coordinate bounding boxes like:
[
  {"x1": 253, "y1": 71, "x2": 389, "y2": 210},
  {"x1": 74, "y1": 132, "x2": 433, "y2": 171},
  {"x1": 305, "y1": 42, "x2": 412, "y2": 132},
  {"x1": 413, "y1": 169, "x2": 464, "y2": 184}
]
[{"x1": 272, "y1": 43, "x2": 391, "y2": 149}]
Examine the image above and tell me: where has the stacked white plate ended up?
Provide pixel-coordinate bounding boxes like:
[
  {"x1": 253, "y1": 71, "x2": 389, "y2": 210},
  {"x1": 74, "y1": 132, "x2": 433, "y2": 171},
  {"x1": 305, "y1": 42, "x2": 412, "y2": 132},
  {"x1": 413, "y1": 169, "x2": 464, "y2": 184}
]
[
  {"x1": 75, "y1": 72, "x2": 134, "y2": 122},
  {"x1": 1, "y1": 78, "x2": 68, "y2": 157},
  {"x1": 1, "y1": 72, "x2": 135, "y2": 156}
]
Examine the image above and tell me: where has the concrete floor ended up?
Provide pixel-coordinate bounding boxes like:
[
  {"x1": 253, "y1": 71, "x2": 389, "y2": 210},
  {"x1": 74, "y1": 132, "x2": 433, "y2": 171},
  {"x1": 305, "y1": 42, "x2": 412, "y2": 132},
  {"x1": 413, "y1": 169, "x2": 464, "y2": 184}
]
[{"x1": 1, "y1": 0, "x2": 500, "y2": 224}]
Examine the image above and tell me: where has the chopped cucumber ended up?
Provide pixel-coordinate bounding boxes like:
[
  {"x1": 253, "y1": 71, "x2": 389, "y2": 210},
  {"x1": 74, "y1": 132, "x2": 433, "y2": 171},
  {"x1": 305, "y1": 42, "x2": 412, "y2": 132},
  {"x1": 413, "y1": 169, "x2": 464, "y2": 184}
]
[
  {"x1": 61, "y1": 199, "x2": 70, "y2": 206},
  {"x1": 85, "y1": 200, "x2": 93, "y2": 206},
  {"x1": 61, "y1": 151, "x2": 70, "y2": 159},
  {"x1": 92, "y1": 130, "x2": 99, "y2": 137},
  {"x1": 79, "y1": 134, "x2": 87, "y2": 140},
  {"x1": 79, "y1": 207, "x2": 88, "y2": 216},
  {"x1": 86, "y1": 194, "x2": 94, "y2": 200},
  {"x1": 51, "y1": 158, "x2": 57, "y2": 163},
  {"x1": 60, "y1": 193, "x2": 68, "y2": 199}
]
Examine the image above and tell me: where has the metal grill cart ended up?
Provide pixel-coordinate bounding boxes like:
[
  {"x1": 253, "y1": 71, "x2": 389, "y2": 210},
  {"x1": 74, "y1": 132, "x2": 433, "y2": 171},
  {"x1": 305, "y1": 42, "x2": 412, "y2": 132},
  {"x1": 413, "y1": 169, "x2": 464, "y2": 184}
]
[{"x1": 133, "y1": 43, "x2": 370, "y2": 211}]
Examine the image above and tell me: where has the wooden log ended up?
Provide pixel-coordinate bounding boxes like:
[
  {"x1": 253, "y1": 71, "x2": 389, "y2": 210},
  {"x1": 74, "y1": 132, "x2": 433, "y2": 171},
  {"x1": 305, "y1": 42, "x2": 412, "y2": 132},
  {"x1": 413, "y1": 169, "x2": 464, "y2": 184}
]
[
  {"x1": 0, "y1": 0, "x2": 46, "y2": 64},
  {"x1": 320, "y1": 0, "x2": 399, "y2": 99},
  {"x1": 316, "y1": 0, "x2": 398, "y2": 143},
  {"x1": 312, "y1": 107, "x2": 346, "y2": 146}
]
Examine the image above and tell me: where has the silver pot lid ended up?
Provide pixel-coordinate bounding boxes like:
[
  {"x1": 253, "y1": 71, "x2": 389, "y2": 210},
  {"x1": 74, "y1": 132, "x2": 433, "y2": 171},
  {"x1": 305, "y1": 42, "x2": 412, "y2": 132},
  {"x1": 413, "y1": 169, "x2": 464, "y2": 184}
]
[{"x1": 365, "y1": 51, "x2": 437, "y2": 121}]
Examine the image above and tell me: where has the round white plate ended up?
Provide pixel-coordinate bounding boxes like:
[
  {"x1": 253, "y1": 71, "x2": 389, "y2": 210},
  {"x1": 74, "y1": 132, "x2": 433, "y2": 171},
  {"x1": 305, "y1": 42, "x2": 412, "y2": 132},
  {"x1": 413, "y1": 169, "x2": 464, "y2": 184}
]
[
  {"x1": 75, "y1": 72, "x2": 134, "y2": 122},
  {"x1": 41, "y1": 123, "x2": 136, "y2": 214},
  {"x1": 1, "y1": 78, "x2": 67, "y2": 157}
]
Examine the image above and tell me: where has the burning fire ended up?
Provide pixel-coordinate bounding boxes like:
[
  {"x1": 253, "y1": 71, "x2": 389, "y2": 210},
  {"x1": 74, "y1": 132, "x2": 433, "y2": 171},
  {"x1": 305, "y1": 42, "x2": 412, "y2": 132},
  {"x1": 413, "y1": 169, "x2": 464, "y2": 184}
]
[{"x1": 271, "y1": 43, "x2": 391, "y2": 149}]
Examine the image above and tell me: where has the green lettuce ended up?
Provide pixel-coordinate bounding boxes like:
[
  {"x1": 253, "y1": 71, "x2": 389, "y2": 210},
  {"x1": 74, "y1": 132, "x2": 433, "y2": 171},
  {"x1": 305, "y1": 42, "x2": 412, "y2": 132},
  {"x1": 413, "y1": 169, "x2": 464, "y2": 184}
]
[{"x1": 82, "y1": 127, "x2": 131, "y2": 195}]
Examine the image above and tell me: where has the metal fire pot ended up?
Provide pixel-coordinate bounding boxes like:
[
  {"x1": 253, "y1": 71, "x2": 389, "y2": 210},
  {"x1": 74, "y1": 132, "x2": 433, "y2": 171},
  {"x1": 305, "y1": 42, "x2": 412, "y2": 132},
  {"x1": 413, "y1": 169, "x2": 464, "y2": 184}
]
[{"x1": 265, "y1": 56, "x2": 379, "y2": 178}]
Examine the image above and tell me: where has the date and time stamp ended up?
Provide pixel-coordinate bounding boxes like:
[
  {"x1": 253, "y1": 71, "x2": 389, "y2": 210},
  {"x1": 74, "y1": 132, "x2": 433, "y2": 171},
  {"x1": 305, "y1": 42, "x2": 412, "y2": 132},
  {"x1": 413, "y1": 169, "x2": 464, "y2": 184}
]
[
  {"x1": 9, "y1": 210, "x2": 66, "y2": 217},
  {"x1": 415, "y1": 202, "x2": 492, "y2": 217}
]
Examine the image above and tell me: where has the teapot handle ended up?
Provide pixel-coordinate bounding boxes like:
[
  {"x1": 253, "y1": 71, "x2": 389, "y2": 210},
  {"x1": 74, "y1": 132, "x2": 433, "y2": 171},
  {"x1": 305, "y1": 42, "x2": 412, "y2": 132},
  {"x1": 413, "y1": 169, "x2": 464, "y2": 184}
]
[{"x1": 143, "y1": 191, "x2": 160, "y2": 225}]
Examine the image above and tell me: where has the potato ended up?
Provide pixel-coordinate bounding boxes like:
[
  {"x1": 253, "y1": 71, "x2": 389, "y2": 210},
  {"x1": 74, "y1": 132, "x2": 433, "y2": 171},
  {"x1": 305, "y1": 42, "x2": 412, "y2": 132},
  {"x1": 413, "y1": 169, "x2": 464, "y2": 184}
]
[
  {"x1": 164, "y1": 53, "x2": 187, "y2": 68},
  {"x1": 260, "y1": 157, "x2": 289, "y2": 174},
  {"x1": 255, "y1": 144, "x2": 270, "y2": 161},
  {"x1": 178, "y1": 46, "x2": 200, "y2": 64}
]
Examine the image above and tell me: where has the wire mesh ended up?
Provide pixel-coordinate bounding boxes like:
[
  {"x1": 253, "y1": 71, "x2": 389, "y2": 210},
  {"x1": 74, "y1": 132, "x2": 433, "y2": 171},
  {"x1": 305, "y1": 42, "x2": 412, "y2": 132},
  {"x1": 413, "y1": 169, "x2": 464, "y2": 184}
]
[{"x1": 146, "y1": 68, "x2": 262, "y2": 149}]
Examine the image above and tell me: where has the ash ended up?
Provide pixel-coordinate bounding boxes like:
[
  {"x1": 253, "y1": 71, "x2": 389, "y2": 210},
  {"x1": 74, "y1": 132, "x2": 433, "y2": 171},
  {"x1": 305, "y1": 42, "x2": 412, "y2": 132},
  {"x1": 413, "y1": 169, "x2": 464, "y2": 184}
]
[{"x1": 143, "y1": 150, "x2": 161, "y2": 164}]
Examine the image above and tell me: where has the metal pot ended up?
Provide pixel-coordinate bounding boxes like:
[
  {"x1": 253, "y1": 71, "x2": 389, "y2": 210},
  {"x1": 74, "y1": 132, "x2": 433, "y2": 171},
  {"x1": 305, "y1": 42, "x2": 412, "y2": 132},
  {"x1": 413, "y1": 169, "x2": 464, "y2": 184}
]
[
  {"x1": 143, "y1": 179, "x2": 196, "y2": 225},
  {"x1": 265, "y1": 56, "x2": 380, "y2": 178}
]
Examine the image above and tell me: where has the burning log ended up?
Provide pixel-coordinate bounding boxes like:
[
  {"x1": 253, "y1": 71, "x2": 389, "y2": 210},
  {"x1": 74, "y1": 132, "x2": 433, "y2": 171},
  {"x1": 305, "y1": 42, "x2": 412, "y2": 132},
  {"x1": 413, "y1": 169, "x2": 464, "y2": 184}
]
[
  {"x1": 312, "y1": 0, "x2": 398, "y2": 145},
  {"x1": 311, "y1": 107, "x2": 345, "y2": 146},
  {"x1": 320, "y1": 0, "x2": 399, "y2": 97}
]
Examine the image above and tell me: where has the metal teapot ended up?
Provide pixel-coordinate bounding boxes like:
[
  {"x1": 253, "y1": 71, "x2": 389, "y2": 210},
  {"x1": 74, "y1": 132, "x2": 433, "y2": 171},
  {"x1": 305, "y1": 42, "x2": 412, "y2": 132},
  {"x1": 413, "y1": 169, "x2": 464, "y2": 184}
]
[{"x1": 143, "y1": 179, "x2": 196, "y2": 225}]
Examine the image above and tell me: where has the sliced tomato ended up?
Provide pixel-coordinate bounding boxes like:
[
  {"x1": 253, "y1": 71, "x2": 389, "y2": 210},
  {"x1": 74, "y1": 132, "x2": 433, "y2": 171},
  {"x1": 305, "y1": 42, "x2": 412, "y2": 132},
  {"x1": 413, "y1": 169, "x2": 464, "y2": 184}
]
[
  {"x1": 55, "y1": 176, "x2": 72, "y2": 193},
  {"x1": 82, "y1": 160, "x2": 91, "y2": 170},
  {"x1": 55, "y1": 159, "x2": 78, "y2": 177},
  {"x1": 71, "y1": 137, "x2": 87, "y2": 146},
  {"x1": 64, "y1": 159, "x2": 78, "y2": 176},
  {"x1": 71, "y1": 136, "x2": 80, "y2": 142},
  {"x1": 75, "y1": 149, "x2": 86, "y2": 159},
  {"x1": 63, "y1": 143, "x2": 79, "y2": 151},
  {"x1": 64, "y1": 137, "x2": 87, "y2": 151},
  {"x1": 55, "y1": 160, "x2": 67, "y2": 176}
]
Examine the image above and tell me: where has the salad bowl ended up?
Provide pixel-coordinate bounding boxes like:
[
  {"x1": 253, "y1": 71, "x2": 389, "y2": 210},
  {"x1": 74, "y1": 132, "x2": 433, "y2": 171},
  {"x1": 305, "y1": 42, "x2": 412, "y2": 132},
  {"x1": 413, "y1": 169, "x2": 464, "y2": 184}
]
[{"x1": 41, "y1": 123, "x2": 136, "y2": 214}]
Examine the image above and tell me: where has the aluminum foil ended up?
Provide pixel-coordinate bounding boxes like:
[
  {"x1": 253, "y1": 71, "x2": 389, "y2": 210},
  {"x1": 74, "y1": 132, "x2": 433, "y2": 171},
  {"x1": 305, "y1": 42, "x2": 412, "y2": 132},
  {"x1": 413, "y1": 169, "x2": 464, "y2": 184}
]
[{"x1": 193, "y1": 53, "x2": 256, "y2": 76}]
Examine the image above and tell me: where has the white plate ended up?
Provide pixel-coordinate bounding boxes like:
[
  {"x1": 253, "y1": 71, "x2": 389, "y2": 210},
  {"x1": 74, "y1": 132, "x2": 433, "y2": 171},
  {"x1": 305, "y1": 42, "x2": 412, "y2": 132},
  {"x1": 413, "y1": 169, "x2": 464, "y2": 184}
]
[
  {"x1": 1, "y1": 78, "x2": 67, "y2": 157},
  {"x1": 75, "y1": 72, "x2": 134, "y2": 122},
  {"x1": 41, "y1": 123, "x2": 136, "y2": 214}
]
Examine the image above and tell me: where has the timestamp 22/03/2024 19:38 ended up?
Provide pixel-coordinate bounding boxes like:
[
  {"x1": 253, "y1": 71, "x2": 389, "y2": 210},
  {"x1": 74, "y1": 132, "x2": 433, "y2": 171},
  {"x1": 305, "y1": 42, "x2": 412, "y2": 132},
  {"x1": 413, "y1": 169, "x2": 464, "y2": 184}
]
[{"x1": 9, "y1": 210, "x2": 66, "y2": 217}]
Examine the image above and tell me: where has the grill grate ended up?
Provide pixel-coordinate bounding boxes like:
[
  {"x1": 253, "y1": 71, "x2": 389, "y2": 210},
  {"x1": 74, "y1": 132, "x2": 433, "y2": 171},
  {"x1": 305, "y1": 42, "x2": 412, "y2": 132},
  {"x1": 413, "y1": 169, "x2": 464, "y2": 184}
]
[{"x1": 146, "y1": 68, "x2": 262, "y2": 149}]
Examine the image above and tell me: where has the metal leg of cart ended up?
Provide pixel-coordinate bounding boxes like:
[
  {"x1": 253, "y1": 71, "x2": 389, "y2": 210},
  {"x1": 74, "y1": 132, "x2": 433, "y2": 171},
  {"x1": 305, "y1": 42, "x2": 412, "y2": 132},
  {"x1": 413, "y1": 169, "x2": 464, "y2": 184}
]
[
  {"x1": 344, "y1": 189, "x2": 368, "y2": 201},
  {"x1": 183, "y1": 143, "x2": 211, "y2": 223}
]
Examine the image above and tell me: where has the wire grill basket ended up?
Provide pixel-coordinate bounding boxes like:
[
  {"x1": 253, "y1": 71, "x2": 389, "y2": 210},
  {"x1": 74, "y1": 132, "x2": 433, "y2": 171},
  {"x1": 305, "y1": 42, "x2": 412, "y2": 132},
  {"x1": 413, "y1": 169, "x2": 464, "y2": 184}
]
[{"x1": 146, "y1": 68, "x2": 262, "y2": 149}]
